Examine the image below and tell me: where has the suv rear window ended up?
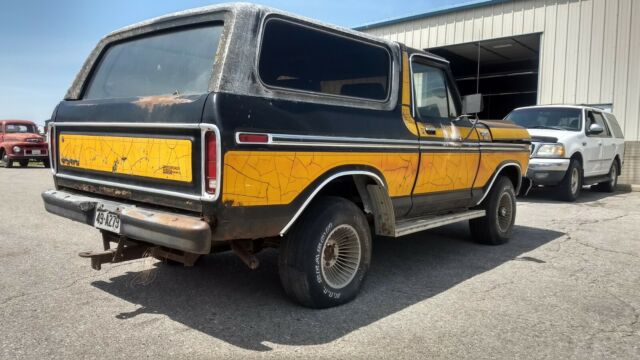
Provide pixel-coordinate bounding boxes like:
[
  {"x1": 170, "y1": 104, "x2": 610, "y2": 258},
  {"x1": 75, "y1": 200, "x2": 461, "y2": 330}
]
[
  {"x1": 84, "y1": 25, "x2": 223, "y2": 100},
  {"x1": 604, "y1": 113, "x2": 624, "y2": 138},
  {"x1": 505, "y1": 107, "x2": 582, "y2": 131},
  {"x1": 258, "y1": 18, "x2": 390, "y2": 101}
]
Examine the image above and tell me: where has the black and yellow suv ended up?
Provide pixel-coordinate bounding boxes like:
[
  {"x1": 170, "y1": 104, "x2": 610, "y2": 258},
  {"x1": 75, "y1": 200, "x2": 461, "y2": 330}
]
[{"x1": 42, "y1": 3, "x2": 530, "y2": 308}]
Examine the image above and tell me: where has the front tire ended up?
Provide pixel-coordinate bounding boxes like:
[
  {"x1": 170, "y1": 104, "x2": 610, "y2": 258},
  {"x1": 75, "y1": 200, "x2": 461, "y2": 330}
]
[
  {"x1": 557, "y1": 159, "x2": 581, "y2": 202},
  {"x1": 594, "y1": 161, "x2": 619, "y2": 193},
  {"x1": 469, "y1": 176, "x2": 516, "y2": 245},
  {"x1": 1, "y1": 152, "x2": 12, "y2": 168},
  {"x1": 279, "y1": 196, "x2": 372, "y2": 308},
  {"x1": 19, "y1": 160, "x2": 29, "y2": 167},
  {"x1": 43, "y1": 159, "x2": 51, "y2": 168}
]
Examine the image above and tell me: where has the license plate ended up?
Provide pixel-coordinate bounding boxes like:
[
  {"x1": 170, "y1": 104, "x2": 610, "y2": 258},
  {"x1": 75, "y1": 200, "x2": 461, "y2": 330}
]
[
  {"x1": 94, "y1": 206, "x2": 121, "y2": 234},
  {"x1": 32, "y1": 149, "x2": 41, "y2": 155}
]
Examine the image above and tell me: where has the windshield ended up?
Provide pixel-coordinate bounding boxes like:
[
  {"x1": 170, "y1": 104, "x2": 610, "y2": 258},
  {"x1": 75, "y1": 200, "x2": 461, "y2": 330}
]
[
  {"x1": 84, "y1": 25, "x2": 223, "y2": 100},
  {"x1": 6, "y1": 124, "x2": 37, "y2": 133},
  {"x1": 505, "y1": 107, "x2": 582, "y2": 131}
]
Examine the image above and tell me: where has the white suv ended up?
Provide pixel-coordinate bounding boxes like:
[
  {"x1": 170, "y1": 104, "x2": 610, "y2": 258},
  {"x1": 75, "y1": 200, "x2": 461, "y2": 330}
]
[{"x1": 505, "y1": 105, "x2": 625, "y2": 201}]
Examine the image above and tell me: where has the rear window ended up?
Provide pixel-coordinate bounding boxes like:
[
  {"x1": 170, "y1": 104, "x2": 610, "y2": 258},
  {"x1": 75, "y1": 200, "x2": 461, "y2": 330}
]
[
  {"x1": 604, "y1": 113, "x2": 624, "y2": 138},
  {"x1": 258, "y1": 18, "x2": 390, "y2": 101},
  {"x1": 84, "y1": 25, "x2": 223, "y2": 100},
  {"x1": 505, "y1": 107, "x2": 582, "y2": 131}
]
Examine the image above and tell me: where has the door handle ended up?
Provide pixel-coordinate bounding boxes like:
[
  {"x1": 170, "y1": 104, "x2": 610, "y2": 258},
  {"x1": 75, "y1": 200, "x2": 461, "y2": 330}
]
[{"x1": 424, "y1": 124, "x2": 437, "y2": 135}]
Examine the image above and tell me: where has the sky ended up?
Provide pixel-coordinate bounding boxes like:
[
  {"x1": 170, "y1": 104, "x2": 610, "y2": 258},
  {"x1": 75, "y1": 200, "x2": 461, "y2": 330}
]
[{"x1": 0, "y1": 0, "x2": 470, "y2": 125}]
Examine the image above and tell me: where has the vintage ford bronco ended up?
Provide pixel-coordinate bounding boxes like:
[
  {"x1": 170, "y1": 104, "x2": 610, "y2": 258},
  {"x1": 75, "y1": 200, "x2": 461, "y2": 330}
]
[{"x1": 42, "y1": 3, "x2": 530, "y2": 308}]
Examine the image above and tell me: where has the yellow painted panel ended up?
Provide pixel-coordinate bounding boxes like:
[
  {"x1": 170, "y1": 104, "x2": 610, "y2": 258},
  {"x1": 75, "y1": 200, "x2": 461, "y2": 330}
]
[
  {"x1": 413, "y1": 152, "x2": 480, "y2": 194},
  {"x1": 58, "y1": 134, "x2": 193, "y2": 182},
  {"x1": 223, "y1": 151, "x2": 419, "y2": 206},
  {"x1": 475, "y1": 151, "x2": 530, "y2": 188}
]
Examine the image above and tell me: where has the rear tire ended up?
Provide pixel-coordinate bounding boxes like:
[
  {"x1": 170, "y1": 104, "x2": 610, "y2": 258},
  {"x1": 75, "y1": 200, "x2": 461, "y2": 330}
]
[
  {"x1": 469, "y1": 176, "x2": 516, "y2": 245},
  {"x1": 593, "y1": 161, "x2": 619, "y2": 193},
  {"x1": 279, "y1": 196, "x2": 372, "y2": 308},
  {"x1": 557, "y1": 159, "x2": 581, "y2": 202}
]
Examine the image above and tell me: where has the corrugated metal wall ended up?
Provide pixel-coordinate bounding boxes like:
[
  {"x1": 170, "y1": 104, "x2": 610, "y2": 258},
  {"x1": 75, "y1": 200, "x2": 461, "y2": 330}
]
[{"x1": 362, "y1": 0, "x2": 640, "y2": 143}]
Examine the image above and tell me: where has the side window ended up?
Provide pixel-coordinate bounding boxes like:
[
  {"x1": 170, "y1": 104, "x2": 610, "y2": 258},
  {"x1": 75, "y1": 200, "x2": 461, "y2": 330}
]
[
  {"x1": 258, "y1": 18, "x2": 390, "y2": 101},
  {"x1": 604, "y1": 113, "x2": 624, "y2": 138},
  {"x1": 587, "y1": 111, "x2": 611, "y2": 137},
  {"x1": 412, "y1": 62, "x2": 457, "y2": 121}
]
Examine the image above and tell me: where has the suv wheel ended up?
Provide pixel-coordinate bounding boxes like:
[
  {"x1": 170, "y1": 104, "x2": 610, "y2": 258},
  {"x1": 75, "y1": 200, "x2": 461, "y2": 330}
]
[
  {"x1": 594, "y1": 161, "x2": 619, "y2": 193},
  {"x1": 470, "y1": 176, "x2": 516, "y2": 245},
  {"x1": 557, "y1": 159, "x2": 581, "y2": 202},
  {"x1": 279, "y1": 196, "x2": 372, "y2": 308}
]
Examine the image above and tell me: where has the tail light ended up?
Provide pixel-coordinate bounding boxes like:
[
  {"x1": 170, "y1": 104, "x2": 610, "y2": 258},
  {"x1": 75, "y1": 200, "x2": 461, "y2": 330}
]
[
  {"x1": 48, "y1": 126, "x2": 56, "y2": 171},
  {"x1": 205, "y1": 132, "x2": 218, "y2": 194}
]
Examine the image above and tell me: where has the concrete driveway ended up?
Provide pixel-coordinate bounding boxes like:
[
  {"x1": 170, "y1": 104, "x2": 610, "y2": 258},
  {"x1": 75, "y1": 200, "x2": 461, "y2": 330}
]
[{"x1": 1, "y1": 167, "x2": 638, "y2": 359}]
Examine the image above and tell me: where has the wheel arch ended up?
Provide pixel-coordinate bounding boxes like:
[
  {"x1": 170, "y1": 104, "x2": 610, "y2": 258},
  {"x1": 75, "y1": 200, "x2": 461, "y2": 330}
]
[
  {"x1": 477, "y1": 162, "x2": 522, "y2": 206},
  {"x1": 279, "y1": 169, "x2": 389, "y2": 236}
]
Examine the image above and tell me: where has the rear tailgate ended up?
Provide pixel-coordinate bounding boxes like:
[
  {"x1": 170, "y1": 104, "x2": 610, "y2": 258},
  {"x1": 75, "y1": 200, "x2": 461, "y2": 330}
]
[{"x1": 50, "y1": 95, "x2": 219, "y2": 212}]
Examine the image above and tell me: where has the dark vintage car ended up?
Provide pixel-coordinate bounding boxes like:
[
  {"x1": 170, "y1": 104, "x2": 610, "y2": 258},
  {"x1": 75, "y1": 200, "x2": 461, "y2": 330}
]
[
  {"x1": 41, "y1": 3, "x2": 530, "y2": 308},
  {"x1": 0, "y1": 120, "x2": 49, "y2": 168}
]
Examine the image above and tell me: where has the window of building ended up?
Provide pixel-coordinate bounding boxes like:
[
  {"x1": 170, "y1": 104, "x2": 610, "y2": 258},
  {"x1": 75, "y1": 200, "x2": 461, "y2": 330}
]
[{"x1": 258, "y1": 18, "x2": 390, "y2": 101}]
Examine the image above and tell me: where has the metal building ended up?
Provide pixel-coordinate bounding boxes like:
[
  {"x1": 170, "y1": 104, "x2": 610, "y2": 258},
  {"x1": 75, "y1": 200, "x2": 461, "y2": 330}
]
[{"x1": 356, "y1": 0, "x2": 640, "y2": 184}]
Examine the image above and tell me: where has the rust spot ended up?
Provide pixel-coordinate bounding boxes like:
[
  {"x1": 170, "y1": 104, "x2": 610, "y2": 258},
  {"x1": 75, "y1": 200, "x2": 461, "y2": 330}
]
[{"x1": 133, "y1": 95, "x2": 193, "y2": 111}]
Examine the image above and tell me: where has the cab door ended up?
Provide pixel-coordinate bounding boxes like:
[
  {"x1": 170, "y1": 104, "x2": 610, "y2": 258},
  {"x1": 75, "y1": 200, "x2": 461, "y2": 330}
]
[
  {"x1": 408, "y1": 56, "x2": 480, "y2": 216},
  {"x1": 592, "y1": 111, "x2": 616, "y2": 173},
  {"x1": 583, "y1": 110, "x2": 606, "y2": 176}
]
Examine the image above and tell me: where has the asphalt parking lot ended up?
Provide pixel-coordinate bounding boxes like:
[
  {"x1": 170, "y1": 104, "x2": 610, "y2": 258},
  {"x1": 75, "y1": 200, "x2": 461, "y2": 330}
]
[{"x1": 1, "y1": 167, "x2": 639, "y2": 359}]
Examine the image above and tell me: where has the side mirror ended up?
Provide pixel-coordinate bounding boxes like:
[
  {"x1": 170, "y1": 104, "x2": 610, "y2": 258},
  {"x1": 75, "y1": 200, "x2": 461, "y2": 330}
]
[
  {"x1": 462, "y1": 93, "x2": 483, "y2": 115},
  {"x1": 588, "y1": 123, "x2": 604, "y2": 135}
]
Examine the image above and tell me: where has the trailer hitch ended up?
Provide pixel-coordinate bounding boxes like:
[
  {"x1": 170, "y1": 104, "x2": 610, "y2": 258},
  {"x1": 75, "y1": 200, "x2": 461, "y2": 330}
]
[
  {"x1": 79, "y1": 232, "x2": 200, "y2": 270},
  {"x1": 79, "y1": 235, "x2": 148, "y2": 270}
]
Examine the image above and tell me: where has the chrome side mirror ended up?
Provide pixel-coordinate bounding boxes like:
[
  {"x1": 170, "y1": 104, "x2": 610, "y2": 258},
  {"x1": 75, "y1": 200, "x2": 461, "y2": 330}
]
[
  {"x1": 588, "y1": 123, "x2": 604, "y2": 135},
  {"x1": 462, "y1": 93, "x2": 483, "y2": 115}
]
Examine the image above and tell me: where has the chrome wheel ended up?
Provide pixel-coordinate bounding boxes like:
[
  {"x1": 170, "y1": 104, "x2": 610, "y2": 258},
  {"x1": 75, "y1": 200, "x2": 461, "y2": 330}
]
[
  {"x1": 570, "y1": 167, "x2": 580, "y2": 195},
  {"x1": 497, "y1": 192, "x2": 513, "y2": 233},
  {"x1": 320, "y1": 224, "x2": 361, "y2": 289}
]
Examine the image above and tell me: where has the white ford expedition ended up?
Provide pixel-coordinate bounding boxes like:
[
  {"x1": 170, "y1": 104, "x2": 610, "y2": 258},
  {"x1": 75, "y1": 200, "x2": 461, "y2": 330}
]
[{"x1": 505, "y1": 105, "x2": 625, "y2": 201}]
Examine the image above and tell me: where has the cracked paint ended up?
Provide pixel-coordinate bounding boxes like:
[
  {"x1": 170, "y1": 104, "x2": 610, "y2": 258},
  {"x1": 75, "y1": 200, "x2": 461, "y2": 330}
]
[
  {"x1": 223, "y1": 151, "x2": 418, "y2": 206},
  {"x1": 58, "y1": 134, "x2": 193, "y2": 182}
]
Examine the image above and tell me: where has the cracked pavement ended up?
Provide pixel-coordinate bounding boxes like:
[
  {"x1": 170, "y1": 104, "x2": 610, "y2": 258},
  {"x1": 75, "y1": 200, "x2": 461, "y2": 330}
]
[{"x1": 1, "y1": 167, "x2": 639, "y2": 359}]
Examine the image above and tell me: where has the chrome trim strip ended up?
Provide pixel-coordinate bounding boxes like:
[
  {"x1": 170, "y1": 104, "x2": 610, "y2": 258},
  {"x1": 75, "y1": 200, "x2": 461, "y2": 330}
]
[
  {"x1": 279, "y1": 170, "x2": 385, "y2": 235},
  {"x1": 49, "y1": 122, "x2": 221, "y2": 202},
  {"x1": 475, "y1": 162, "x2": 522, "y2": 205},
  {"x1": 55, "y1": 173, "x2": 204, "y2": 201}
]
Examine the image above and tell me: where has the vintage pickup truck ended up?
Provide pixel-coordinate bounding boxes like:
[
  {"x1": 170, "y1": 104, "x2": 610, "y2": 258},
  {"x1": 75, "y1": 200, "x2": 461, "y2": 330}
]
[
  {"x1": 0, "y1": 120, "x2": 49, "y2": 168},
  {"x1": 42, "y1": 3, "x2": 530, "y2": 308}
]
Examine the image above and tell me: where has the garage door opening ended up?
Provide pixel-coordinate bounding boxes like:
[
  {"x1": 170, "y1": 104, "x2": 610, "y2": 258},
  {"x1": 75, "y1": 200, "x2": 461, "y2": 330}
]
[{"x1": 429, "y1": 33, "x2": 540, "y2": 120}]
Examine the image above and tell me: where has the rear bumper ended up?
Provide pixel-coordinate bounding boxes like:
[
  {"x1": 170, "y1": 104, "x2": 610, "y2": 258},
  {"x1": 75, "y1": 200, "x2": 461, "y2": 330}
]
[
  {"x1": 41, "y1": 190, "x2": 211, "y2": 254},
  {"x1": 526, "y1": 158, "x2": 570, "y2": 185}
]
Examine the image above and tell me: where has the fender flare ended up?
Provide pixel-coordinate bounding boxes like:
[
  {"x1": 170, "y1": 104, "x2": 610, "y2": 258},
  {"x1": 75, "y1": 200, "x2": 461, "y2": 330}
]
[
  {"x1": 279, "y1": 170, "x2": 386, "y2": 235},
  {"x1": 476, "y1": 162, "x2": 522, "y2": 205}
]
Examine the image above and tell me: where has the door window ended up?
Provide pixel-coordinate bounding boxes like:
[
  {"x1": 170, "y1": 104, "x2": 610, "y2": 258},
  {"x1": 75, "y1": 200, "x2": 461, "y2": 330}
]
[
  {"x1": 586, "y1": 111, "x2": 611, "y2": 137},
  {"x1": 412, "y1": 63, "x2": 457, "y2": 121}
]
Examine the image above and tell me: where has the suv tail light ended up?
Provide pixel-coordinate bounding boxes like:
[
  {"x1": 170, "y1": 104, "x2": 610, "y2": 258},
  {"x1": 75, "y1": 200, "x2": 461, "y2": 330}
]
[{"x1": 205, "y1": 132, "x2": 217, "y2": 194}]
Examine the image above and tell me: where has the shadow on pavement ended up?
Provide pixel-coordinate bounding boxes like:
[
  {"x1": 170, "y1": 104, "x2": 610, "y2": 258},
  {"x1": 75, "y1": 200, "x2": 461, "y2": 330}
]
[
  {"x1": 520, "y1": 186, "x2": 629, "y2": 204},
  {"x1": 92, "y1": 223, "x2": 563, "y2": 351}
]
